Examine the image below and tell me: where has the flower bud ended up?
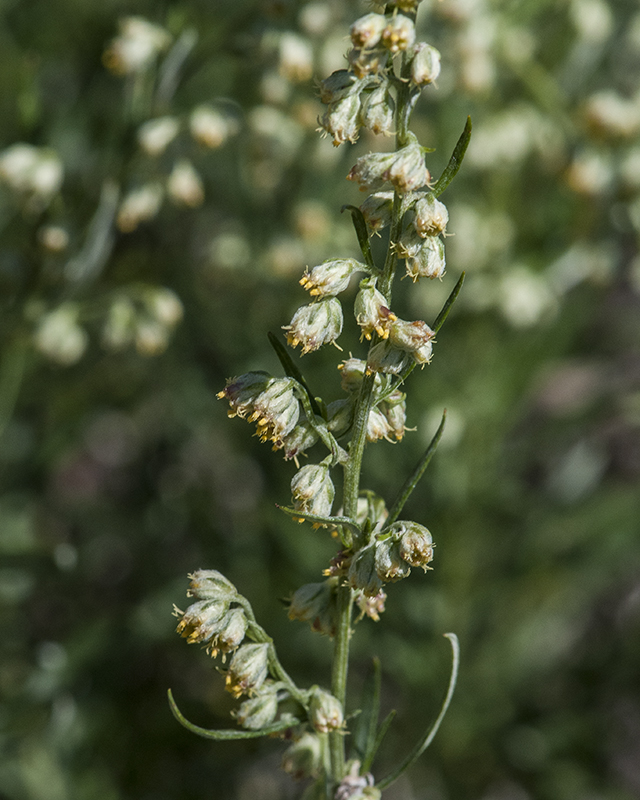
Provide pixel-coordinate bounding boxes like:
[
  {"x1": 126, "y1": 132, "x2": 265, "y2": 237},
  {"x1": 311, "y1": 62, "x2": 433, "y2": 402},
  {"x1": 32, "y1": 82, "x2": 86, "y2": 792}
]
[
  {"x1": 389, "y1": 319, "x2": 435, "y2": 358},
  {"x1": 360, "y1": 83, "x2": 395, "y2": 136},
  {"x1": 309, "y1": 686, "x2": 344, "y2": 733},
  {"x1": 348, "y1": 543, "x2": 384, "y2": 596},
  {"x1": 233, "y1": 684, "x2": 279, "y2": 730},
  {"x1": 319, "y1": 70, "x2": 363, "y2": 105},
  {"x1": 187, "y1": 569, "x2": 238, "y2": 602},
  {"x1": 217, "y1": 371, "x2": 273, "y2": 419},
  {"x1": 137, "y1": 116, "x2": 180, "y2": 156},
  {"x1": 211, "y1": 607, "x2": 249, "y2": 656},
  {"x1": 383, "y1": 133, "x2": 429, "y2": 193},
  {"x1": 348, "y1": 48, "x2": 388, "y2": 79},
  {"x1": 355, "y1": 493, "x2": 389, "y2": 531},
  {"x1": 249, "y1": 377, "x2": 300, "y2": 446},
  {"x1": 355, "y1": 589, "x2": 386, "y2": 622},
  {"x1": 288, "y1": 578, "x2": 339, "y2": 637},
  {"x1": 103, "y1": 17, "x2": 171, "y2": 76},
  {"x1": 347, "y1": 151, "x2": 396, "y2": 193},
  {"x1": 350, "y1": 13, "x2": 387, "y2": 49},
  {"x1": 375, "y1": 539, "x2": 411, "y2": 582},
  {"x1": 335, "y1": 765, "x2": 379, "y2": 800},
  {"x1": 320, "y1": 93, "x2": 363, "y2": 146},
  {"x1": 167, "y1": 159, "x2": 204, "y2": 207},
  {"x1": 300, "y1": 258, "x2": 364, "y2": 298},
  {"x1": 283, "y1": 298, "x2": 343, "y2": 355},
  {"x1": 117, "y1": 183, "x2": 163, "y2": 232},
  {"x1": 354, "y1": 278, "x2": 396, "y2": 340},
  {"x1": 405, "y1": 235, "x2": 446, "y2": 282},
  {"x1": 190, "y1": 105, "x2": 237, "y2": 148},
  {"x1": 174, "y1": 599, "x2": 229, "y2": 645},
  {"x1": 396, "y1": 521, "x2": 435, "y2": 569},
  {"x1": 366, "y1": 406, "x2": 394, "y2": 443},
  {"x1": 278, "y1": 32, "x2": 313, "y2": 83},
  {"x1": 382, "y1": 14, "x2": 416, "y2": 54},
  {"x1": 410, "y1": 42, "x2": 441, "y2": 86},
  {"x1": 360, "y1": 191, "x2": 394, "y2": 233},
  {"x1": 366, "y1": 340, "x2": 411, "y2": 376},
  {"x1": 225, "y1": 643, "x2": 270, "y2": 698},
  {"x1": 34, "y1": 304, "x2": 88, "y2": 366},
  {"x1": 326, "y1": 398, "x2": 354, "y2": 437},
  {"x1": 282, "y1": 732, "x2": 323, "y2": 779},
  {"x1": 282, "y1": 421, "x2": 319, "y2": 463},
  {"x1": 291, "y1": 463, "x2": 335, "y2": 521},
  {"x1": 380, "y1": 389, "x2": 408, "y2": 441},
  {"x1": 413, "y1": 194, "x2": 448, "y2": 236}
]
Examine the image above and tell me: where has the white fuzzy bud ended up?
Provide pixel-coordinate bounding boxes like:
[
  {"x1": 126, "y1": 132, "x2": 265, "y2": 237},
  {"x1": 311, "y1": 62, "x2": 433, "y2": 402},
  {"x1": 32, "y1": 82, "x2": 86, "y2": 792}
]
[
  {"x1": 410, "y1": 43, "x2": 441, "y2": 86},
  {"x1": 350, "y1": 13, "x2": 387, "y2": 50},
  {"x1": 382, "y1": 14, "x2": 416, "y2": 54}
]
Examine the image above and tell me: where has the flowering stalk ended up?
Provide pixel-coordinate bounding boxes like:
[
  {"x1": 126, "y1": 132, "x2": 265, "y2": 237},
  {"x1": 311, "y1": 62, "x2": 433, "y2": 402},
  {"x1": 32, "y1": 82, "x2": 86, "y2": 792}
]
[{"x1": 171, "y1": 2, "x2": 471, "y2": 797}]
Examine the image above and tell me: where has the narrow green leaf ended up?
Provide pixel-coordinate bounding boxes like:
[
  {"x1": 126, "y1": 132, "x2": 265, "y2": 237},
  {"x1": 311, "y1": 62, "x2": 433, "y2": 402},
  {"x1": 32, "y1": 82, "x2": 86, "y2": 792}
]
[
  {"x1": 351, "y1": 657, "x2": 382, "y2": 766},
  {"x1": 365, "y1": 708, "x2": 396, "y2": 773},
  {"x1": 267, "y1": 331, "x2": 321, "y2": 416},
  {"x1": 167, "y1": 689, "x2": 299, "y2": 740},
  {"x1": 432, "y1": 271, "x2": 465, "y2": 334},
  {"x1": 387, "y1": 410, "x2": 446, "y2": 525},
  {"x1": 341, "y1": 204, "x2": 376, "y2": 272},
  {"x1": 377, "y1": 633, "x2": 460, "y2": 790},
  {"x1": 432, "y1": 116, "x2": 472, "y2": 198}
]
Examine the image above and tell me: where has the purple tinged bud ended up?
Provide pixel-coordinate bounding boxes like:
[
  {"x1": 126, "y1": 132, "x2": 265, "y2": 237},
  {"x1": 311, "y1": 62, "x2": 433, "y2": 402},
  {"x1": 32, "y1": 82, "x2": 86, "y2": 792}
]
[
  {"x1": 389, "y1": 318, "x2": 435, "y2": 354},
  {"x1": 283, "y1": 298, "x2": 343, "y2": 354}
]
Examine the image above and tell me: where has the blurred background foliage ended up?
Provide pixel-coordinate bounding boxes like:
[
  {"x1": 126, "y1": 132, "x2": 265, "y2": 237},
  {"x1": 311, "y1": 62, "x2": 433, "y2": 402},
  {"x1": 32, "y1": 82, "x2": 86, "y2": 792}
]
[{"x1": 0, "y1": 0, "x2": 639, "y2": 798}]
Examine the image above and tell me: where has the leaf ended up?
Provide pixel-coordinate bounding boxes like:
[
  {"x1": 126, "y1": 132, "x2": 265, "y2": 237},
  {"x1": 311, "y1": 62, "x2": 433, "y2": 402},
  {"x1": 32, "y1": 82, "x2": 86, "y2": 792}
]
[
  {"x1": 275, "y1": 504, "x2": 361, "y2": 537},
  {"x1": 432, "y1": 117, "x2": 472, "y2": 198},
  {"x1": 167, "y1": 689, "x2": 299, "y2": 740},
  {"x1": 341, "y1": 204, "x2": 376, "y2": 272},
  {"x1": 387, "y1": 410, "x2": 446, "y2": 525},
  {"x1": 432, "y1": 271, "x2": 465, "y2": 334},
  {"x1": 350, "y1": 656, "x2": 382, "y2": 766},
  {"x1": 377, "y1": 633, "x2": 460, "y2": 790}
]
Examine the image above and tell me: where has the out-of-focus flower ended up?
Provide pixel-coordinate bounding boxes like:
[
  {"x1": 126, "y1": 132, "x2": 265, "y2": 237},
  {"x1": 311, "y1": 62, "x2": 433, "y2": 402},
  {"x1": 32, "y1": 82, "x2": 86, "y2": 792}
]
[
  {"x1": 190, "y1": 105, "x2": 238, "y2": 148},
  {"x1": 102, "y1": 297, "x2": 136, "y2": 350},
  {"x1": 279, "y1": 33, "x2": 314, "y2": 82},
  {"x1": 144, "y1": 287, "x2": 184, "y2": 328},
  {"x1": 138, "y1": 116, "x2": 180, "y2": 156},
  {"x1": 38, "y1": 225, "x2": 69, "y2": 253},
  {"x1": 117, "y1": 183, "x2": 163, "y2": 232},
  {"x1": 584, "y1": 91, "x2": 640, "y2": 139},
  {"x1": 288, "y1": 578, "x2": 338, "y2": 636},
  {"x1": 282, "y1": 732, "x2": 323, "y2": 779},
  {"x1": 0, "y1": 144, "x2": 63, "y2": 203},
  {"x1": 103, "y1": 17, "x2": 171, "y2": 75},
  {"x1": 34, "y1": 304, "x2": 88, "y2": 366},
  {"x1": 167, "y1": 159, "x2": 204, "y2": 207}
]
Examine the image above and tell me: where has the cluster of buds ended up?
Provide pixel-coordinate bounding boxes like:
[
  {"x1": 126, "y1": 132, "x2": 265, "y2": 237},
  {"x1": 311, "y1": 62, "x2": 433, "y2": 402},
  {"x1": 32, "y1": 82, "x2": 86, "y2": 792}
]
[
  {"x1": 348, "y1": 521, "x2": 435, "y2": 597},
  {"x1": 319, "y1": 7, "x2": 440, "y2": 146},
  {"x1": 288, "y1": 577, "x2": 339, "y2": 636}
]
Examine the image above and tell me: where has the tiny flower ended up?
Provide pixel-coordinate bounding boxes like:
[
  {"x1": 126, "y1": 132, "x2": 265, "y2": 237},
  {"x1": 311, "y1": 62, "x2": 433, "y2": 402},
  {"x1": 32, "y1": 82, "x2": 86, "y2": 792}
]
[
  {"x1": 354, "y1": 278, "x2": 397, "y2": 340},
  {"x1": 348, "y1": 543, "x2": 384, "y2": 596},
  {"x1": 360, "y1": 191, "x2": 394, "y2": 233},
  {"x1": 374, "y1": 539, "x2": 411, "y2": 582},
  {"x1": 144, "y1": 287, "x2": 184, "y2": 327},
  {"x1": 282, "y1": 732, "x2": 323, "y2": 779},
  {"x1": 137, "y1": 116, "x2": 180, "y2": 156},
  {"x1": 396, "y1": 521, "x2": 435, "y2": 569},
  {"x1": 389, "y1": 319, "x2": 435, "y2": 365},
  {"x1": 383, "y1": 133, "x2": 429, "y2": 192},
  {"x1": 355, "y1": 589, "x2": 386, "y2": 622},
  {"x1": 209, "y1": 607, "x2": 248, "y2": 656},
  {"x1": 413, "y1": 194, "x2": 448, "y2": 236},
  {"x1": 348, "y1": 48, "x2": 388, "y2": 79},
  {"x1": 335, "y1": 763, "x2": 379, "y2": 800},
  {"x1": 288, "y1": 578, "x2": 339, "y2": 637},
  {"x1": 190, "y1": 105, "x2": 237, "y2": 148},
  {"x1": 283, "y1": 298, "x2": 343, "y2": 354},
  {"x1": 299, "y1": 258, "x2": 365, "y2": 298},
  {"x1": 381, "y1": 14, "x2": 416, "y2": 54},
  {"x1": 278, "y1": 32, "x2": 313, "y2": 83},
  {"x1": 225, "y1": 642, "x2": 270, "y2": 698},
  {"x1": 217, "y1": 371, "x2": 273, "y2": 419},
  {"x1": 34, "y1": 303, "x2": 88, "y2": 366},
  {"x1": 233, "y1": 684, "x2": 279, "y2": 730},
  {"x1": 174, "y1": 599, "x2": 230, "y2": 645},
  {"x1": 410, "y1": 42, "x2": 442, "y2": 86},
  {"x1": 338, "y1": 357, "x2": 368, "y2": 393},
  {"x1": 366, "y1": 339, "x2": 411, "y2": 376},
  {"x1": 309, "y1": 686, "x2": 344, "y2": 733},
  {"x1": 291, "y1": 463, "x2": 335, "y2": 521},
  {"x1": 366, "y1": 406, "x2": 394, "y2": 443},
  {"x1": 379, "y1": 389, "x2": 408, "y2": 441},
  {"x1": 405, "y1": 235, "x2": 446, "y2": 282},
  {"x1": 318, "y1": 70, "x2": 361, "y2": 105},
  {"x1": 117, "y1": 183, "x2": 163, "y2": 232},
  {"x1": 282, "y1": 421, "x2": 319, "y2": 463},
  {"x1": 360, "y1": 83, "x2": 395, "y2": 136},
  {"x1": 354, "y1": 493, "x2": 388, "y2": 531},
  {"x1": 320, "y1": 93, "x2": 363, "y2": 146},
  {"x1": 187, "y1": 569, "x2": 238, "y2": 602},
  {"x1": 350, "y1": 13, "x2": 387, "y2": 49},
  {"x1": 38, "y1": 225, "x2": 69, "y2": 253},
  {"x1": 102, "y1": 297, "x2": 136, "y2": 350},
  {"x1": 396, "y1": 225, "x2": 423, "y2": 260},
  {"x1": 347, "y1": 151, "x2": 396, "y2": 193},
  {"x1": 103, "y1": 17, "x2": 171, "y2": 75},
  {"x1": 167, "y1": 159, "x2": 205, "y2": 207},
  {"x1": 249, "y1": 377, "x2": 300, "y2": 446}
]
